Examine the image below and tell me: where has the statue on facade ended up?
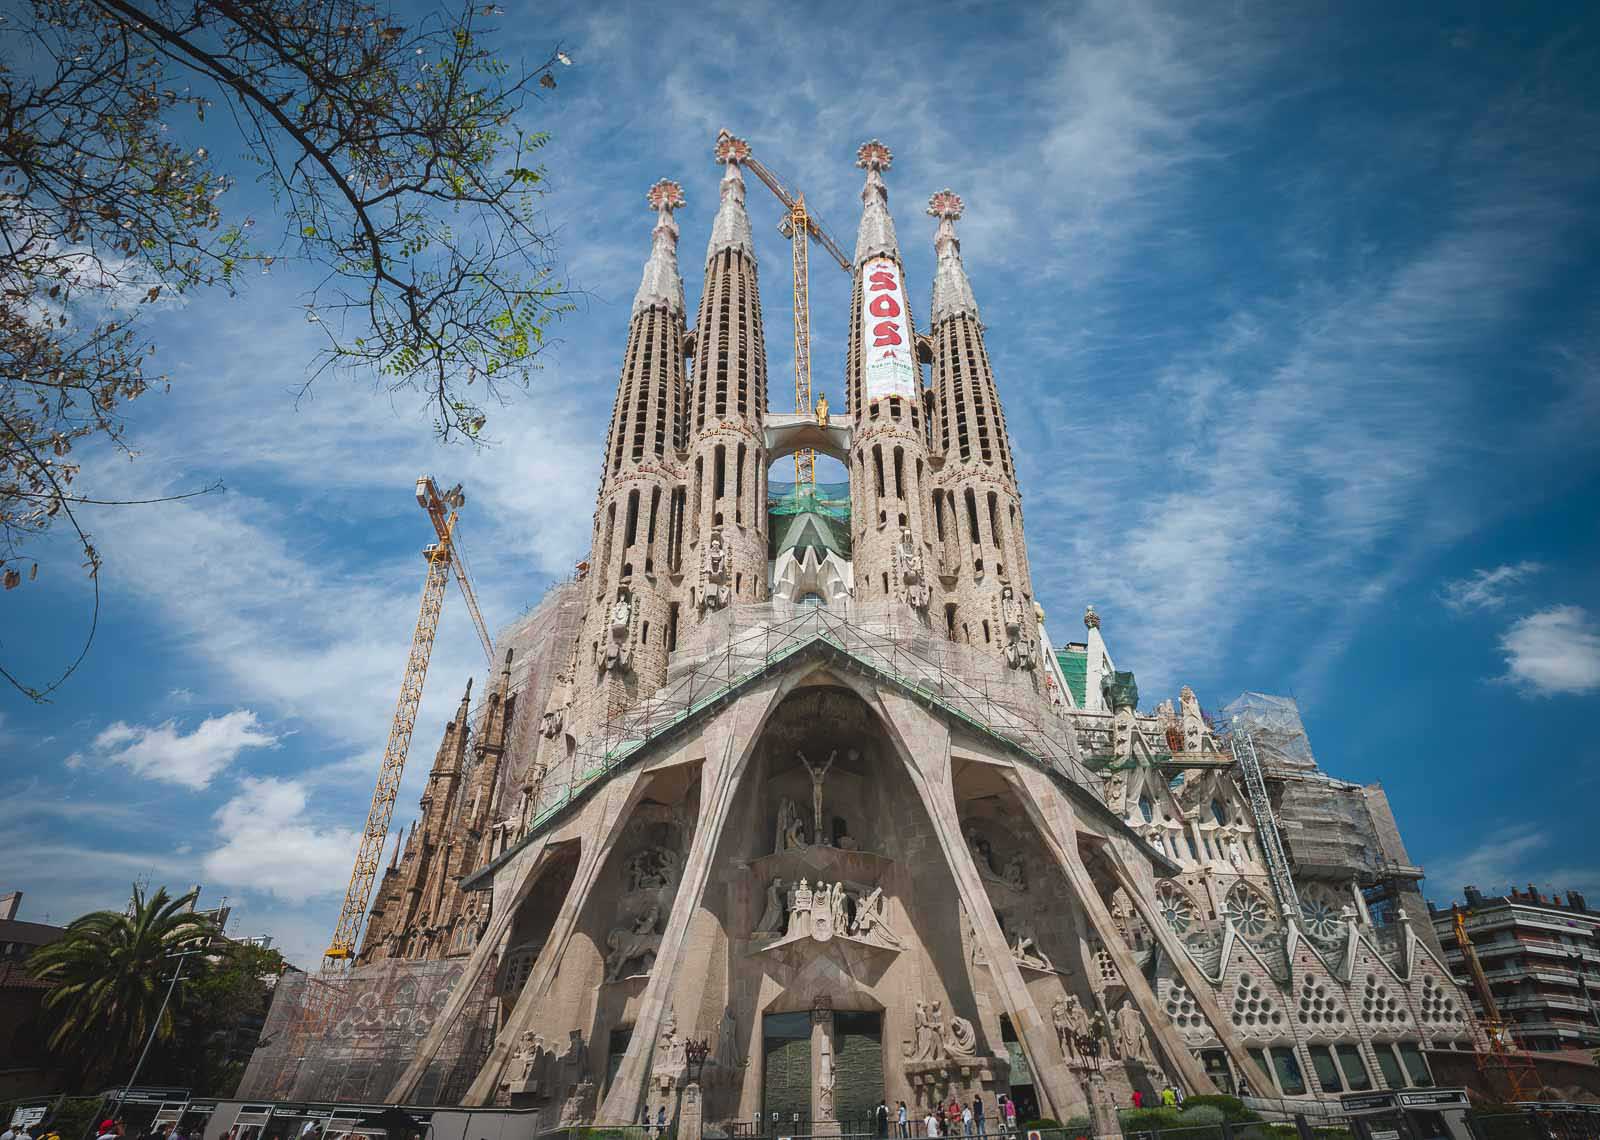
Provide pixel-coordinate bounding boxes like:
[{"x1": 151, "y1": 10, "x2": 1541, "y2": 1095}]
[
  {"x1": 715, "y1": 1005, "x2": 740, "y2": 1073},
  {"x1": 775, "y1": 796, "x2": 807, "y2": 852},
  {"x1": 911, "y1": 1001, "x2": 940, "y2": 1061},
  {"x1": 893, "y1": 526, "x2": 930, "y2": 610},
  {"x1": 539, "y1": 705, "x2": 564, "y2": 739},
  {"x1": 755, "y1": 877, "x2": 787, "y2": 936},
  {"x1": 625, "y1": 847, "x2": 680, "y2": 892},
  {"x1": 1002, "y1": 854, "x2": 1027, "y2": 891},
  {"x1": 964, "y1": 825, "x2": 995, "y2": 874},
  {"x1": 796, "y1": 749, "x2": 837, "y2": 840},
  {"x1": 604, "y1": 908, "x2": 662, "y2": 981},
  {"x1": 1114, "y1": 1000, "x2": 1155, "y2": 1067},
  {"x1": 604, "y1": 588, "x2": 633, "y2": 672},
  {"x1": 818, "y1": 1037, "x2": 836, "y2": 1119},
  {"x1": 790, "y1": 879, "x2": 814, "y2": 937},
  {"x1": 1012, "y1": 921, "x2": 1053, "y2": 971},
  {"x1": 1053, "y1": 995, "x2": 1091, "y2": 1059},
  {"x1": 816, "y1": 393, "x2": 830, "y2": 426},
  {"x1": 851, "y1": 885, "x2": 903, "y2": 948},
  {"x1": 925, "y1": 999, "x2": 947, "y2": 1060},
  {"x1": 945, "y1": 1015, "x2": 978, "y2": 1058},
  {"x1": 1001, "y1": 585, "x2": 1036, "y2": 671},
  {"x1": 511, "y1": 1030, "x2": 548, "y2": 1093},
  {"x1": 698, "y1": 527, "x2": 732, "y2": 612},
  {"x1": 558, "y1": 1077, "x2": 595, "y2": 1126},
  {"x1": 830, "y1": 880, "x2": 849, "y2": 933}
]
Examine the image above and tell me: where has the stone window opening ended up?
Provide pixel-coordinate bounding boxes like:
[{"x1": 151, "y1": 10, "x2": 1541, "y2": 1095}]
[
  {"x1": 965, "y1": 488, "x2": 981, "y2": 544},
  {"x1": 735, "y1": 442, "x2": 746, "y2": 525},
  {"x1": 945, "y1": 603, "x2": 958, "y2": 640},
  {"x1": 667, "y1": 603, "x2": 680, "y2": 651},
  {"x1": 889, "y1": 396, "x2": 902, "y2": 420},
  {"x1": 934, "y1": 492, "x2": 945, "y2": 540},
  {"x1": 641, "y1": 621, "x2": 649, "y2": 644},
  {"x1": 714, "y1": 444, "x2": 727, "y2": 500},
  {"x1": 873, "y1": 446, "x2": 886, "y2": 497},
  {"x1": 893, "y1": 446, "x2": 904, "y2": 499},
  {"x1": 882, "y1": 572, "x2": 890, "y2": 595},
  {"x1": 982, "y1": 619, "x2": 991, "y2": 643},
  {"x1": 897, "y1": 513, "x2": 907, "y2": 527},
  {"x1": 624, "y1": 489, "x2": 640, "y2": 548}
]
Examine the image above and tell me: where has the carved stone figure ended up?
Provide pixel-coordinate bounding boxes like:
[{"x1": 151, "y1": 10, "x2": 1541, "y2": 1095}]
[
  {"x1": 604, "y1": 588, "x2": 633, "y2": 672},
  {"x1": 815, "y1": 393, "x2": 830, "y2": 426},
  {"x1": 539, "y1": 706, "x2": 564, "y2": 739},
  {"x1": 818, "y1": 1037, "x2": 835, "y2": 1118},
  {"x1": 790, "y1": 879, "x2": 814, "y2": 937},
  {"x1": 1002, "y1": 855, "x2": 1027, "y2": 891},
  {"x1": 1114, "y1": 1000, "x2": 1154, "y2": 1067},
  {"x1": 755, "y1": 877, "x2": 787, "y2": 936},
  {"x1": 1001, "y1": 585, "x2": 1036, "y2": 671},
  {"x1": 965, "y1": 825, "x2": 994, "y2": 873},
  {"x1": 925, "y1": 999, "x2": 947, "y2": 1061},
  {"x1": 1227, "y1": 833, "x2": 1246, "y2": 868},
  {"x1": 604, "y1": 922, "x2": 662, "y2": 981},
  {"x1": 698, "y1": 527, "x2": 732, "y2": 612},
  {"x1": 894, "y1": 526, "x2": 930, "y2": 610},
  {"x1": 512, "y1": 1030, "x2": 547, "y2": 1092},
  {"x1": 944, "y1": 1015, "x2": 978, "y2": 1058},
  {"x1": 1012, "y1": 922, "x2": 1053, "y2": 971},
  {"x1": 830, "y1": 880, "x2": 849, "y2": 932},
  {"x1": 912, "y1": 1001, "x2": 938, "y2": 1061},
  {"x1": 558, "y1": 1077, "x2": 595, "y2": 1126},
  {"x1": 1053, "y1": 994, "x2": 1091, "y2": 1059},
  {"x1": 625, "y1": 847, "x2": 679, "y2": 892},
  {"x1": 851, "y1": 885, "x2": 902, "y2": 949},
  {"x1": 715, "y1": 1005, "x2": 739, "y2": 1073},
  {"x1": 796, "y1": 749, "x2": 837, "y2": 840},
  {"x1": 776, "y1": 796, "x2": 807, "y2": 852}
]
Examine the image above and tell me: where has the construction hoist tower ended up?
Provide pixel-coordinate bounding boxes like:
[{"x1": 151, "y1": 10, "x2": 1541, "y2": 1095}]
[
  {"x1": 1229, "y1": 717, "x2": 1302, "y2": 919},
  {"x1": 730, "y1": 132, "x2": 851, "y2": 486}
]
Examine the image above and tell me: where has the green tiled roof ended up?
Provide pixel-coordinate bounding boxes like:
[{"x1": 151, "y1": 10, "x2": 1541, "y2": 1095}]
[{"x1": 1056, "y1": 646, "x2": 1087, "y2": 707}]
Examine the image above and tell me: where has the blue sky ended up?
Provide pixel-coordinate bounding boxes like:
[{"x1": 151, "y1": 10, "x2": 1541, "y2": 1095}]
[{"x1": 3, "y1": 0, "x2": 1598, "y2": 965}]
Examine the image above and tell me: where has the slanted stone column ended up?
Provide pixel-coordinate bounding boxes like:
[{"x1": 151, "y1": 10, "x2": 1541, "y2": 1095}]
[
  {"x1": 1004, "y1": 766, "x2": 1216, "y2": 1096},
  {"x1": 812, "y1": 1005, "x2": 840, "y2": 1136},
  {"x1": 461, "y1": 770, "x2": 650, "y2": 1104},
  {"x1": 871, "y1": 688, "x2": 1088, "y2": 1121},
  {"x1": 597, "y1": 675, "x2": 798, "y2": 1123}
]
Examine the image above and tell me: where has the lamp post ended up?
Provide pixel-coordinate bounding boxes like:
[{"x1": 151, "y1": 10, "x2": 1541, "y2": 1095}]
[{"x1": 680, "y1": 1039, "x2": 710, "y2": 1140}]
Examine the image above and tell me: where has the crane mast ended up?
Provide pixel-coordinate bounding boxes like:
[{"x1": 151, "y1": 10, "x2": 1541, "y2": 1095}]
[
  {"x1": 1452, "y1": 908, "x2": 1543, "y2": 1100},
  {"x1": 736, "y1": 136, "x2": 850, "y2": 488},
  {"x1": 325, "y1": 476, "x2": 493, "y2": 970}
]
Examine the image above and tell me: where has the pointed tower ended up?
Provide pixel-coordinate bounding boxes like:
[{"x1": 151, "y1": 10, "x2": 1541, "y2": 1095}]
[
  {"x1": 926, "y1": 189, "x2": 1038, "y2": 671},
  {"x1": 845, "y1": 140, "x2": 937, "y2": 617},
  {"x1": 577, "y1": 179, "x2": 691, "y2": 717},
  {"x1": 682, "y1": 131, "x2": 770, "y2": 619}
]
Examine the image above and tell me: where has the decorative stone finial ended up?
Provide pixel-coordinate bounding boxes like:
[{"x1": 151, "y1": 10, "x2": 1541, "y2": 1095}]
[
  {"x1": 646, "y1": 178, "x2": 685, "y2": 214},
  {"x1": 853, "y1": 139, "x2": 899, "y2": 266},
  {"x1": 926, "y1": 188, "x2": 964, "y2": 221},
  {"x1": 856, "y1": 139, "x2": 893, "y2": 172},
  {"x1": 714, "y1": 130, "x2": 751, "y2": 166},
  {"x1": 634, "y1": 178, "x2": 686, "y2": 316},
  {"x1": 1084, "y1": 604, "x2": 1101, "y2": 631},
  {"x1": 707, "y1": 131, "x2": 754, "y2": 262},
  {"x1": 928, "y1": 188, "x2": 978, "y2": 324}
]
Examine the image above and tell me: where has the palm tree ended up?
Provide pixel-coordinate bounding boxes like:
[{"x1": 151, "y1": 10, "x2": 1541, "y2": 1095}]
[{"x1": 30, "y1": 884, "x2": 218, "y2": 1085}]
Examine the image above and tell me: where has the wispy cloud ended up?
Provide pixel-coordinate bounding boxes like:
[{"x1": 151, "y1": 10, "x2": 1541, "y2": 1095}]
[
  {"x1": 1426, "y1": 823, "x2": 1600, "y2": 903},
  {"x1": 1498, "y1": 605, "x2": 1600, "y2": 696},
  {"x1": 1439, "y1": 561, "x2": 1544, "y2": 612}
]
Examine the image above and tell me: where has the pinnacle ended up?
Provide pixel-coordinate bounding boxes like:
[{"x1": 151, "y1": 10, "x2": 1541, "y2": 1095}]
[
  {"x1": 853, "y1": 138, "x2": 900, "y2": 267},
  {"x1": 706, "y1": 129, "x2": 755, "y2": 263},
  {"x1": 928, "y1": 188, "x2": 978, "y2": 325},
  {"x1": 632, "y1": 177, "x2": 686, "y2": 318}
]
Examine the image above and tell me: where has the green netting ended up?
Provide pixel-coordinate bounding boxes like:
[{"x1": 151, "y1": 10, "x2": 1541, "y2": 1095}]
[
  {"x1": 1055, "y1": 647, "x2": 1087, "y2": 707},
  {"x1": 768, "y1": 480, "x2": 852, "y2": 559}
]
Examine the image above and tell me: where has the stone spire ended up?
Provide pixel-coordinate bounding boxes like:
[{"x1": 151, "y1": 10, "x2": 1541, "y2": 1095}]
[
  {"x1": 707, "y1": 130, "x2": 755, "y2": 263},
  {"x1": 928, "y1": 189, "x2": 979, "y2": 325},
  {"x1": 853, "y1": 138, "x2": 900, "y2": 267},
  {"x1": 633, "y1": 179, "x2": 686, "y2": 317},
  {"x1": 681, "y1": 129, "x2": 770, "y2": 623}
]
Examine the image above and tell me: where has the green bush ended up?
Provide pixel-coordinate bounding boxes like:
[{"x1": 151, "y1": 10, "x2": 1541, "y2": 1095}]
[
  {"x1": 1177, "y1": 1095, "x2": 1254, "y2": 1122},
  {"x1": 1176, "y1": 1106, "x2": 1226, "y2": 1126},
  {"x1": 1118, "y1": 1107, "x2": 1183, "y2": 1130}
]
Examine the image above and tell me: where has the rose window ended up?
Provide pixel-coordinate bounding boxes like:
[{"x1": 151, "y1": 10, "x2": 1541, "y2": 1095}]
[
  {"x1": 1223, "y1": 883, "x2": 1271, "y2": 936},
  {"x1": 1157, "y1": 880, "x2": 1197, "y2": 935},
  {"x1": 1299, "y1": 886, "x2": 1346, "y2": 944}
]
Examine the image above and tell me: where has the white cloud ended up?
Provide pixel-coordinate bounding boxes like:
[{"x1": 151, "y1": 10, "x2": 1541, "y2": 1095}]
[
  {"x1": 1498, "y1": 605, "x2": 1600, "y2": 696},
  {"x1": 86, "y1": 710, "x2": 278, "y2": 789},
  {"x1": 1425, "y1": 823, "x2": 1600, "y2": 904},
  {"x1": 202, "y1": 777, "x2": 361, "y2": 905},
  {"x1": 1440, "y1": 561, "x2": 1543, "y2": 612}
]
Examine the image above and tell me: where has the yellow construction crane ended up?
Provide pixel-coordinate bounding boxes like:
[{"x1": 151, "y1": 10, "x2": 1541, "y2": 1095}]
[
  {"x1": 323, "y1": 476, "x2": 494, "y2": 969},
  {"x1": 1452, "y1": 908, "x2": 1543, "y2": 1101},
  {"x1": 719, "y1": 131, "x2": 851, "y2": 487}
]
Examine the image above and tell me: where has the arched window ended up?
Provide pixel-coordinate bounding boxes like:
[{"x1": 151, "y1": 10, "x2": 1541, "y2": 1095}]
[
  {"x1": 1211, "y1": 798, "x2": 1229, "y2": 827},
  {"x1": 1138, "y1": 794, "x2": 1154, "y2": 823},
  {"x1": 798, "y1": 591, "x2": 825, "y2": 609}
]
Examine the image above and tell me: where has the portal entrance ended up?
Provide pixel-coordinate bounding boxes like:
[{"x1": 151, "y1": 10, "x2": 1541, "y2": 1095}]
[
  {"x1": 833, "y1": 1010, "x2": 884, "y2": 1128},
  {"x1": 763, "y1": 1011, "x2": 812, "y2": 1126}
]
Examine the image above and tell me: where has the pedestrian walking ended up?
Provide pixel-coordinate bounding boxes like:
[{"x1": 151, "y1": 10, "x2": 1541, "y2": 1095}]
[
  {"x1": 961, "y1": 1104, "x2": 973, "y2": 1137},
  {"x1": 924, "y1": 1109, "x2": 939, "y2": 1138},
  {"x1": 1161, "y1": 1088, "x2": 1176, "y2": 1109},
  {"x1": 973, "y1": 1096, "x2": 985, "y2": 1138},
  {"x1": 877, "y1": 1100, "x2": 890, "y2": 1138},
  {"x1": 1003, "y1": 1098, "x2": 1016, "y2": 1135},
  {"x1": 898, "y1": 1102, "x2": 909, "y2": 1138},
  {"x1": 1131, "y1": 1090, "x2": 1144, "y2": 1109},
  {"x1": 1173, "y1": 1087, "x2": 1185, "y2": 1107}
]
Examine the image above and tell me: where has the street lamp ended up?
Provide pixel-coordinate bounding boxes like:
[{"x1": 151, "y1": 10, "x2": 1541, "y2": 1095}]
[{"x1": 685, "y1": 1039, "x2": 711, "y2": 1085}]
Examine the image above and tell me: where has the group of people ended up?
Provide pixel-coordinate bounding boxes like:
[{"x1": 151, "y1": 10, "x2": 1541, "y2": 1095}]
[
  {"x1": 1128, "y1": 1087, "x2": 1186, "y2": 1109},
  {"x1": 1, "y1": 1119, "x2": 186, "y2": 1140},
  {"x1": 1, "y1": 1123, "x2": 62, "y2": 1140},
  {"x1": 873, "y1": 1094, "x2": 1021, "y2": 1137}
]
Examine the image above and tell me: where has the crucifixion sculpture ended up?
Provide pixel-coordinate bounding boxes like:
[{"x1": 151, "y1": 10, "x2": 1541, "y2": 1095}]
[{"x1": 795, "y1": 749, "x2": 837, "y2": 840}]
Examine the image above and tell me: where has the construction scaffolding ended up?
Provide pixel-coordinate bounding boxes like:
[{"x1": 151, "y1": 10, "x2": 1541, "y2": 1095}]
[{"x1": 1222, "y1": 692, "x2": 1318, "y2": 772}]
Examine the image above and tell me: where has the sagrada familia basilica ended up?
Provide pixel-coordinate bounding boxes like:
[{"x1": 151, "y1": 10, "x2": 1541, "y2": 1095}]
[{"x1": 239, "y1": 134, "x2": 1480, "y2": 1129}]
